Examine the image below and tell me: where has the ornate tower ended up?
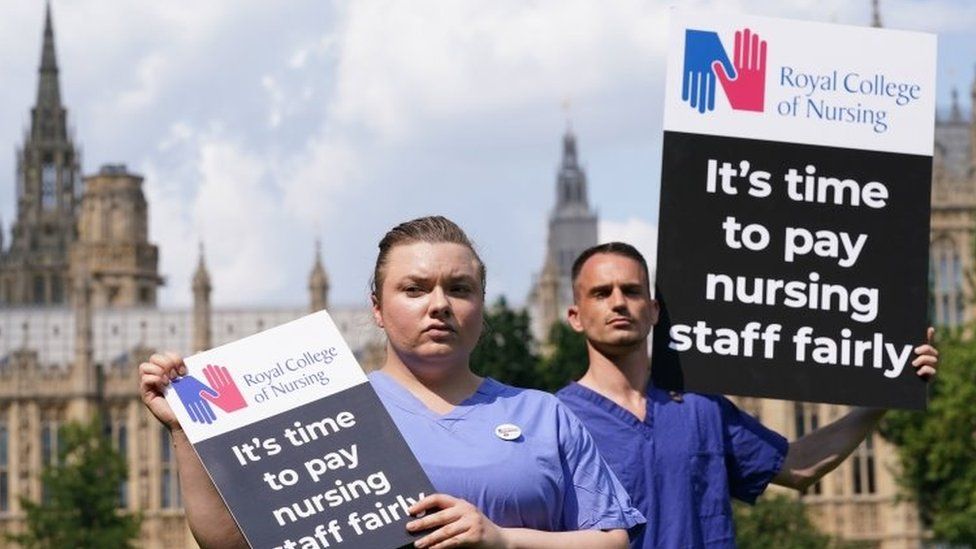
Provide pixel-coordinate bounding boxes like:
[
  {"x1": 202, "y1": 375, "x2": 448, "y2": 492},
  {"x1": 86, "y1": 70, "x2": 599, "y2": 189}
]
[
  {"x1": 528, "y1": 126, "x2": 598, "y2": 342},
  {"x1": 192, "y1": 244, "x2": 212, "y2": 353},
  {"x1": 0, "y1": 4, "x2": 82, "y2": 306},
  {"x1": 971, "y1": 64, "x2": 976, "y2": 167},
  {"x1": 308, "y1": 240, "x2": 330, "y2": 312},
  {"x1": 70, "y1": 165, "x2": 162, "y2": 307}
]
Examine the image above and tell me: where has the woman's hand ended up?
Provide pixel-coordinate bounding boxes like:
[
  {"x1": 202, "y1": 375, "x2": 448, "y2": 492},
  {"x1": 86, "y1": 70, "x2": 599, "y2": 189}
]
[
  {"x1": 407, "y1": 493, "x2": 509, "y2": 549},
  {"x1": 138, "y1": 352, "x2": 188, "y2": 431}
]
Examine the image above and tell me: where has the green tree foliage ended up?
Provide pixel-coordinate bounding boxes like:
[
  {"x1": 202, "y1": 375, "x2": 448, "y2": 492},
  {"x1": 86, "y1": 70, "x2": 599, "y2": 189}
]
[
  {"x1": 880, "y1": 334, "x2": 976, "y2": 546},
  {"x1": 537, "y1": 321, "x2": 589, "y2": 392},
  {"x1": 471, "y1": 296, "x2": 543, "y2": 389},
  {"x1": 471, "y1": 298, "x2": 591, "y2": 392},
  {"x1": 734, "y1": 494, "x2": 866, "y2": 549},
  {"x1": 8, "y1": 416, "x2": 140, "y2": 549},
  {"x1": 470, "y1": 298, "x2": 590, "y2": 392},
  {"x1": 734, "y1": 495, "x2": 830, "y2": 549}
]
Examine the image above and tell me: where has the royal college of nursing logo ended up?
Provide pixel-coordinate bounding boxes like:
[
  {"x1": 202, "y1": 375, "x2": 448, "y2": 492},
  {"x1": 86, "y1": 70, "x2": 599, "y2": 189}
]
[
  {"x1": 172, "y1": 364, "x2": 248, "y2": 424},
  {"x1": 682, "y1": 27, "x2": 768, "y2": 114}
]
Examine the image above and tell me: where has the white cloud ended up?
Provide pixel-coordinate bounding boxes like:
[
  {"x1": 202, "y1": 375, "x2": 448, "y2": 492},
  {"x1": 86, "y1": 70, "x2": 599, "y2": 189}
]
[
  {"x1": 261, "y1": 74, "x2": 284, "y2": 128},
  {"x1": 279, "y1": 136, "x2": 360, "y2": 227},
  {"x1": 191, "y1": 138, "x2": 299, "y2": 301},
  {"x1": 157, "y1": 121, "x2": 194, "y2": 152},
  {"x1": 143, "y1": 116, "x2": 357, "y2": 306},
  {"x1": 289, "y1": 49, "x2": 309, "y2": 70},
  {"x1": 331, "y1": 0, "x2": 668, "y2": 140},
  {"x1": 116, "y1": 52, "x2": 169, "y2": 113}
]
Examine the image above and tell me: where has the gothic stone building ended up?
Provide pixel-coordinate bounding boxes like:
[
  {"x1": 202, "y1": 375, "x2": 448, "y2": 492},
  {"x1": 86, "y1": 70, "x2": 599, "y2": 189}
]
[{"x1": 0, "y1": 7, "x2": 382, "y2": 547}]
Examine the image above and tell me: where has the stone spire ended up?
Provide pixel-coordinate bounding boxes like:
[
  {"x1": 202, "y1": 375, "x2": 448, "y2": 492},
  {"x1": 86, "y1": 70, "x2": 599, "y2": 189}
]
[
  {"x1": 555, "y1": 127, "x2": 591, "y2": 213},
  {"x1": 950, "y1": 87, "x2": 962, "y2": 123},
  {"x1": 309, "y1": 240, "x2": 330, "y2": 312},
  {"x1": 871, "y1": 0, "x2": 882, "y2": 28},
  {"x1": 192, "y1": 243, "x2": 212, "y2": 353},
  {"x1": 0, "y1": 2, "x2": 82, "y2": 306},
  {"x1": 36, "y1": 2, "x2": 63, "y2": 120}
]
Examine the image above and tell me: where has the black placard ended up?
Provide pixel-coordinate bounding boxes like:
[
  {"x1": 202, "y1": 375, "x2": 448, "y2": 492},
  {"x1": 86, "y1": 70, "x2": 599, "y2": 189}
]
[
  {"x1": 197, "y1": 383, "x2": 433, "y2": 549},
  {"x1": 652, "y1": 131, "x2": 930, "y2": 409}
]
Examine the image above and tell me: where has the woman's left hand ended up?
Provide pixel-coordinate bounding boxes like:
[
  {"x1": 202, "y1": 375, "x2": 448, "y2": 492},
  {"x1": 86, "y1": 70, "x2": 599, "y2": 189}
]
[{"x1": 406, "y1": 493, "x2": 509, "y2": 549}]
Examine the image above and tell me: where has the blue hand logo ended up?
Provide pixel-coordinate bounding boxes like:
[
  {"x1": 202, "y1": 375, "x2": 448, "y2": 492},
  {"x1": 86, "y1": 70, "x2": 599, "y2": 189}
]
[
  {"x1": 682, "y1": 30, "x2": 736, "y2": 113},
  {"x1": 172, "y1": 375, "x2": 219, "y2": 425}
]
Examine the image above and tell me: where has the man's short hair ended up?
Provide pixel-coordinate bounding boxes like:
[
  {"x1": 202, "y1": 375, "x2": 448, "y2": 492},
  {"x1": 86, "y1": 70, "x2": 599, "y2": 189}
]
[{"x1": 571, "y1": 242, "x2": 651, "y2": 290}]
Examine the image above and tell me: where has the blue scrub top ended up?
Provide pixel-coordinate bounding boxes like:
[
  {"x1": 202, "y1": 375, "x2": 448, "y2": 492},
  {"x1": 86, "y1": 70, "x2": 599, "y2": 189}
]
[
  {"x1": 369, "y1": 371, "x2": 645, "y2": 533},
  {"x1": 557, "y1": 382, "x2": 788, "y2": 549}
]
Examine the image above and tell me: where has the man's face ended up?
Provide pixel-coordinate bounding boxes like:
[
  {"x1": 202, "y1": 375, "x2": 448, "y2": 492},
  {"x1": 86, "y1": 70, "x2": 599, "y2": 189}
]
[{"x1": 568, "y1": 253, "x2": 659, "y2": 352}]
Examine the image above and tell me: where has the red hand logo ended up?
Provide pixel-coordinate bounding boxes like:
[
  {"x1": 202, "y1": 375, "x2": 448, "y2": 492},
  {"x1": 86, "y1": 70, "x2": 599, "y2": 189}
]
[
  {"x1": 200, "y1": 364, "x2": 247, "y2": 413},
  {"x1": 714, "y1": 28, "x2": 767, "y2": 112}
]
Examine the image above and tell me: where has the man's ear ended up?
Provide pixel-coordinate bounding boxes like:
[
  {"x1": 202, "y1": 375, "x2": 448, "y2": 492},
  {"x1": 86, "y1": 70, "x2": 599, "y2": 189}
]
[
  {"x1": 650, "y1": 298, "x2": 660, "y2": 327},
  {"x1": 567, "y1": 305, "x2": 584, "y2": 333},
  {"x1": 370, "y1": 294, "x2": 384, "y2": 328}
]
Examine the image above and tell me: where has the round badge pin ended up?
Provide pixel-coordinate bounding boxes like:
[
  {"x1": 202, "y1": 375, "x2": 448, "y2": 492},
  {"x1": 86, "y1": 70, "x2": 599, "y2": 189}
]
[{"x1": 494, "y1": 423, "x2": 522, "y2": 441}]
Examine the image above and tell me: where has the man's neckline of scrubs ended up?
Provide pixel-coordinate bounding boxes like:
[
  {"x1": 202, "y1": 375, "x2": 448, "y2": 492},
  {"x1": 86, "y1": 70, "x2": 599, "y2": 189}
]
[
  {"x1": 562, "y1": 381, "x2": 655, "y2": 433},
  {"x1": 369, "y1": 370, "x2": 497, "y2": 424}
]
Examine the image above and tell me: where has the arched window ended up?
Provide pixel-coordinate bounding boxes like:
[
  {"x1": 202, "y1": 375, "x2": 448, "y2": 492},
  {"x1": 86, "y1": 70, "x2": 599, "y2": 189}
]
[
  {"x1": 51, "y1": 275, "x2": 62, "y2": 304},
  {"x1": 40, "y1": 414, "x2": 62, "y2": 502},
  {"x1": 930, "y1": 237, "x2": 965, "y2": 327},
  {"x1": 112, "y1": 413, "x2": 129, "y2": 508},
  {"x1": 852, "y1": 433, "x2": 877, "y2": 495},
  {"x1": 34, "y1": 275, "x2": 45, "y2": 304},
  {"x1": 0, "y1": 410, "x2": 8, "y2": 513},
  {"x1": 41, "y1": 163, "x2": 57, "y2": 210},
  {"x1": 793, "y1": 402, "x2": 822, "y2": 496}
]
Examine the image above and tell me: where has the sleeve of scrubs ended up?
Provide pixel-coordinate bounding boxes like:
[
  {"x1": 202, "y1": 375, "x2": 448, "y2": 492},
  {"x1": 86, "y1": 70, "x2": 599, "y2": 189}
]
[
  {"x1": 718, "y1": 396, "x2": 789, "y2": 504},
  {"x1": 555, "y1": 402, "x2": 646, "y2": 531}
]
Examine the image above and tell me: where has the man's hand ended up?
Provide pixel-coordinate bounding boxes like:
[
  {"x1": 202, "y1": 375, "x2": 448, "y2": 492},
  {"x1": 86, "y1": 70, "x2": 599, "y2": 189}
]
[
  {"x1": 682, "y1": 30, "x2": 735, "y2": 113},
  {"x1": 406, "y1": 493, "x2": 508, "y2": 549},
  {"x1": 714, "y1": 28, "x2": 766, "y2": 112},
  {"x1": 912, "y1": 326, "x2": 938, "y2": 379}
]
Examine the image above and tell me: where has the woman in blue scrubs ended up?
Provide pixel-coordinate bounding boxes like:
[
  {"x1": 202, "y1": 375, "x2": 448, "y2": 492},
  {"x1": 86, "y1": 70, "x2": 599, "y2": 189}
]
[
  {"x1": 139, "y1": 216, "x2": 642, "y2": 548},
  {"x1": 366, "y1": 216, "x2": 642, "y2": 548}
]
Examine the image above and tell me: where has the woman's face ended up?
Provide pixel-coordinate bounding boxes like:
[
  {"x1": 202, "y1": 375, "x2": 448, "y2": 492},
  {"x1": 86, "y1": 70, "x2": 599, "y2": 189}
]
[{"x1": 372, "y1": 241, "x2": 484, "y2": 367}]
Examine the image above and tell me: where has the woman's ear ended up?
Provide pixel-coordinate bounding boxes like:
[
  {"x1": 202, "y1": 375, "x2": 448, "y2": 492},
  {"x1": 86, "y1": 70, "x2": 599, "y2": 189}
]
[{"x1": 370, "y1": 294, "x2": 384, "y2": 328}]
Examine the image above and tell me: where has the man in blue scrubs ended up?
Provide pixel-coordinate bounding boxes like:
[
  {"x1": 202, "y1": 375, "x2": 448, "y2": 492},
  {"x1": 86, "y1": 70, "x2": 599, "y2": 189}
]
[{"x1": 555, "y1": 242, "x2": 939, "y2": 548}]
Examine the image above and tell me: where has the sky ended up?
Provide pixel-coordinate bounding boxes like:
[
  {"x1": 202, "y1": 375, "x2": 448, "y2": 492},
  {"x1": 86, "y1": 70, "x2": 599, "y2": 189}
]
[{"x1": 0, "y1": 0, "x2": 974, "y2": 309}]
